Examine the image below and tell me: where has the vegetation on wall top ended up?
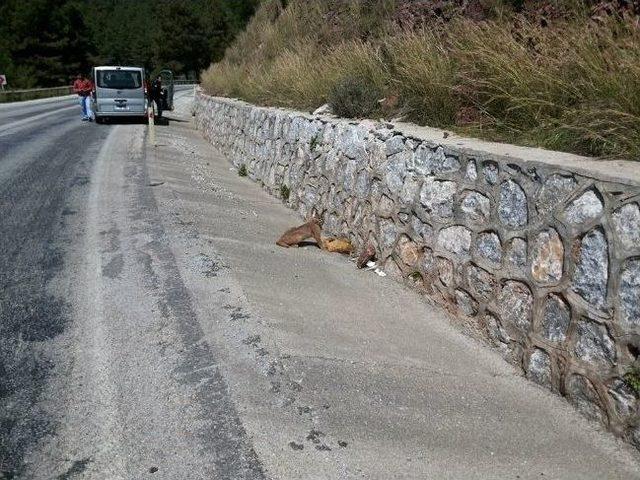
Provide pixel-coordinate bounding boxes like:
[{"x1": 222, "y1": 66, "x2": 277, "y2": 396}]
[{"x1": 202, "y1": 0, "x2": 640, "y2": 160}]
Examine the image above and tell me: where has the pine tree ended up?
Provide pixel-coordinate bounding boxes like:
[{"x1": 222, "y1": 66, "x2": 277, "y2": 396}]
[{"x1": 0, "y1": 0, "x2": 258, "y2": 88}]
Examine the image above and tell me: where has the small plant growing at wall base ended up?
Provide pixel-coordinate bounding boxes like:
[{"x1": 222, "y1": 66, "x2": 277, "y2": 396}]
[
  {"x1": 280, "y1": 184, "x2": 290, "y2": 201},
  {"x1": 238, "y1": 164, "x2": 247, "y2": 177},
  {"x1": 310, "y1": 134, "x2": 320, "y2": 152},
  {"x1": 624, "y1": 368, "x2": 640, "y2": 395},
  {"x1": 408, "y1": 271, "x2": 423, "y2": 282}
]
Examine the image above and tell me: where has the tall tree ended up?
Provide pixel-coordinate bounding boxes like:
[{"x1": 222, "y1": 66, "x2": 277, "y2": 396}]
[
  {"x1": 82, "y1": 0, "x2": 155, "y2": 70},
  {"x1": 199, "y1": 0, "x2": 261, "y2": 63},
  {"x1": 0, "y1": 0, "x2": 92, "y2": 88},
  {"x1": 0, "y1": 0, "x2": 259, "y2": 88},
  {"x1": 152, "y1": 1, "x2": 210, "y2": 77}
]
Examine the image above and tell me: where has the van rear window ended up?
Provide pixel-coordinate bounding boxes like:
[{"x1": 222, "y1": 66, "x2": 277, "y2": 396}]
[{"x1": 97, "y1": 70, "x2": 142, "y2": 89}]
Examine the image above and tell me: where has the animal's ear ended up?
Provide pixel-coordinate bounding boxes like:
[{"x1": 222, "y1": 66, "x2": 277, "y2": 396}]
[
  {"x1": 319, "y1": 209, "x2": 327, "y2": 226},
  {"x1": 310, "y1": 208, "x2": 325, "y2": 226}
]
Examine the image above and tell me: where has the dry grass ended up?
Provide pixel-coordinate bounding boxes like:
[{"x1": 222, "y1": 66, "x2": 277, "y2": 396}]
[{"x1": 202, "y1": 0, "x2": 640, "y2": 159}]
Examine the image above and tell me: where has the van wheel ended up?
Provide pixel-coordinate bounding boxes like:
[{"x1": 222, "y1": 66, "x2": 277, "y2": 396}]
[{"x1": 95, "y1": 117, "x2": 104, "y2": 124}]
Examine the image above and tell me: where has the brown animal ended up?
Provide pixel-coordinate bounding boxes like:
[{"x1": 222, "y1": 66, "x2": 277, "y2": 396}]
[
  {"x1": 276, "y1": 217, "x2": 324, "y2": 248},
  {"x1": 356, "y1": 243, "x2": 376, "y2": 268},
  {"x1": 322, "y1": 238, "x2": 353, "y2": 254}
]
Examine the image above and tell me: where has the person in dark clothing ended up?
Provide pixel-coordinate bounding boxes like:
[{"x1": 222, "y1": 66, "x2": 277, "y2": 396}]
[{"x1": 149, "y1": 75, "x2": 163, "y2": 117}]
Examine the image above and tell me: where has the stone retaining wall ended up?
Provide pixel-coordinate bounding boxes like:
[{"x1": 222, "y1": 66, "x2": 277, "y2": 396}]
[{"x1": 194, "y1": 90, "x2": 640, "y2": 446}]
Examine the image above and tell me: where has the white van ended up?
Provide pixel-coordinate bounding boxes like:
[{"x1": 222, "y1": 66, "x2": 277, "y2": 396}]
[{"x1": 92, "y1": 66, "x2": 147, "y2": 123}]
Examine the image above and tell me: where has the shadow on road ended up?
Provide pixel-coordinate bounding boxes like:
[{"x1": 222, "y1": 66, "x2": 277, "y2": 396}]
[
  {"x1": 155, "y1": 115, "x2": 188, "y2": 126},
  {"x1": 96, "y1": 115, "x2": 187, "y2": 127},
  {"x1": 96, "y1": 117, "x2": 147, "y2": 125}
]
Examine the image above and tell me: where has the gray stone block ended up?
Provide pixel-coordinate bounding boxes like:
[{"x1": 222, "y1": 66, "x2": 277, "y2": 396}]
[
  {"x1": 619, "y1": 258, "x2": 640, "y2": 329},
  {"x1": 612, "y1": 203, "x2": 640, "y2": 251},
  {"x1": 499, "y1": 281, "x2": 533, "y2": 331},
  {"x1": 437, "y1": 226, "x2": 472, "y2": 256},
  {"x1": 460, "y1": 190, "x2": 490, "y2": 223},
  {"x1": 384, "y1": 151, "x2": 409, "y2": 196},
  {"x1": 574, "y1": 319, "x2": 616, "y2": 368},
  {"x1": 506, "y1": 237, "x2": 527, "y2": 267},
  {"x1": 483, "y1": 161, "x2": 499, "y2": 185},
  {"x1": 466, "y1": 159, "x2": 478, "y2": 181},
  {"x1": 455, "y1": 289, "x2": 478, "y2": 316},
  {"x1": 541, "y1": 294, "x2": 571, "y2": 343},
  {"x1": 475, "y1": 231, "x2": 502, "y2": 265},
  {"x1": 467, "y1": 264, "x2": 497, "y2": 302},
  {"x1": 384, "y1": 135, "x2": 405, "y2": 156},
  {"x1": 430, "y1": 147, "x2": 461, "y2": 174},
  {"x1": 411, "y1": 216, "x2": 433, "y2": 244},
  {"x1": 485, "y1": 312, "x2": 511, "y2": 346},
  {"x1": 437, "y1": 257, "x2": 454, "y2": 286},
  {"x1": 565, "y1": 189, "x2": 604, "y2": 226},
  {"x1": 379, "y1": 219, "x2": 398, "y2": 250},
  {"x1": 401, "y1": 174, "x2": 421, "y2": 205},
  {"x1": 567, "y1": 374, "x2": 606, "y2": 424},
  {"x1": 499, "y1": 180, "x2": 528, "y2": 228},
  {"x1": 527, "y1": 349, "x2": 552, "y2": 387},
  {"x1": 420, "y1": 178, "x2": 456, "y2": 221},
  {"x1": 608, "y1": 379, "x2": 636, "y2": 419},
  {"x1": 571, "y1": 228, "x2": 609, "y2": 310}
]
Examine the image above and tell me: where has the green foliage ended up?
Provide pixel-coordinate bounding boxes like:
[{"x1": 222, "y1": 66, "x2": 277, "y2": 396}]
[
  {"x1": 624, "y1": 368, "x2": 640, "y2": 395},
  {"x1": 202, "y1": 0, "x2": 640, "y2": 160},
  {"x1": 310, "y1": 134, "x2": 319, "y2": 151},
  {"x1": 408, "y1": 271, "x2": 423, "y2": 281},
  {"x1": 0, "y1": 0, "x2": 93, "y2": 87},
  {"x1": 238, "y1": 164, "x2": 248, "y2": 176},
  {"x1": 280, "y1": 184, "x2": 290, "y2": 201},
  {"x1": 0, "y1": 0, "x2": 258, "y2": 89},
  {"x1": 329, "y1": 75, "x2": 382, "y2": 118}
]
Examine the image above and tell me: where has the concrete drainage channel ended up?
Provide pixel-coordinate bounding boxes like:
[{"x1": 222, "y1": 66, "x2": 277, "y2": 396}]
[{"x1": 194, "y1": 90, "x2": 640, "y2": 449}]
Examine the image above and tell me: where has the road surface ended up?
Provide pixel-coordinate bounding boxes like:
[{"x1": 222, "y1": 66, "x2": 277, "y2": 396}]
[{"x1": 0, "y1": 89, "x2": 639, "y2": 479}]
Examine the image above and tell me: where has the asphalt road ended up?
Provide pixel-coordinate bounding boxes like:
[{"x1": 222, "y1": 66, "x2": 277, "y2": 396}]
[
  {"x1": 0, "y1": 94, "x2": 109, "y2": 478},
  {"x1": 0, "y1": 89, "x2": 264, "y2": 479},
  {"x1": 0, "y1": 89, "x2": 639, "y2": 479}
]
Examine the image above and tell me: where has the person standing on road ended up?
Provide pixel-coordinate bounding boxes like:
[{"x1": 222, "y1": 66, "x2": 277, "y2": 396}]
[
  {"x1": 72, "y1": 73, "x2": 94, "y2": 122},
  {"x1": 72, "y1": 74, "x2": 88, "y2": 120},
  {"x1": 150, "y1": 75, "x2": 163, "y2": 118},
  {"x1": 81, "y1": 75, "x2": 94, "y2": 122}
]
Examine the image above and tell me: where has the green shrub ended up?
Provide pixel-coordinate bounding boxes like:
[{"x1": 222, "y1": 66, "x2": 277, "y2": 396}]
[
  {"x1": 310, "y1": 134, "x2": 319, "y2": 151},
  {"x1": 388, "y1": 30, "x2": 459, "y2": 127},
  {"x1": 280, "y1": 184, "x2": 290, "y2": 200},
  {"x1": 408, "y1": 271, "x2": 423, "y2": 281},
  {"x1": 624, "y1": 368, "x2": 640, "y2": 395},
  {"x1": 329, "y1": 75, "x2": 382, "y2": 118},
  {"x1": 238, "y1": 164, "x2": 248, "y2": 176}
]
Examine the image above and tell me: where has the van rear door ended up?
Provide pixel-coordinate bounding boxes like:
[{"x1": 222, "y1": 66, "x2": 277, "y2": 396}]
[{"x1": 95, "y1": 68, "x2": 145, "y2": 114}]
